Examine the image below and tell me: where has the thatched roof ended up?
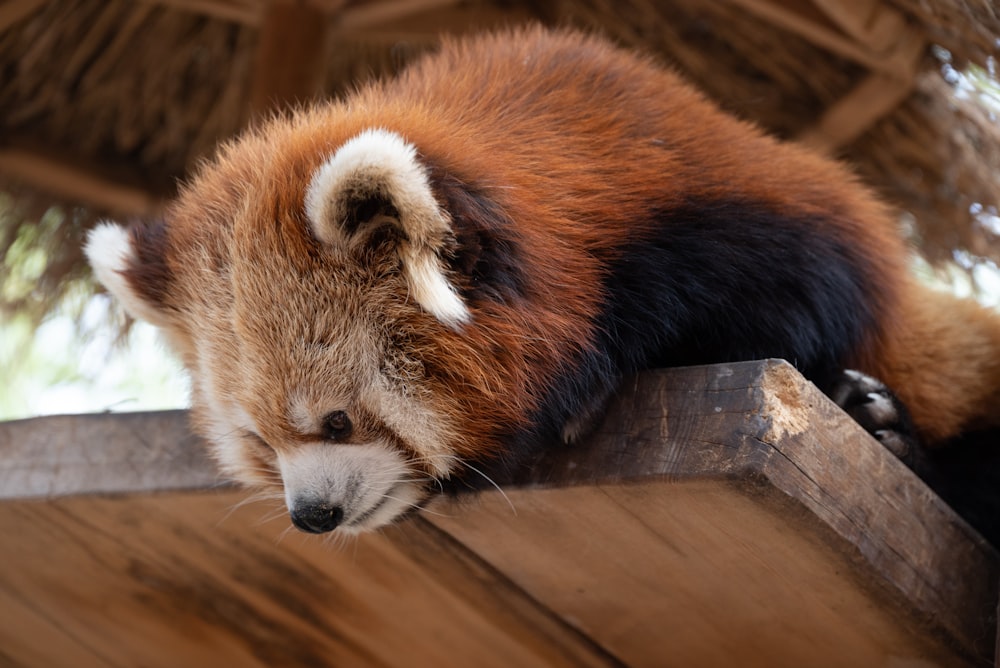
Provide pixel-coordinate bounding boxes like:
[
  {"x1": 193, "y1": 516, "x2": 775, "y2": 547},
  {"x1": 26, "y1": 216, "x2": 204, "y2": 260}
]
[{"x1": 2, "y1": 0, "x2": 999, "y2": 321}]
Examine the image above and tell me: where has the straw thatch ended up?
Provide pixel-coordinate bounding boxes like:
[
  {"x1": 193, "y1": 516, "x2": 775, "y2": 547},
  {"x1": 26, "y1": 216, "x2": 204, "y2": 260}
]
[{"x1": 1, "y1": 0, "x2": 999, "y2": 324}]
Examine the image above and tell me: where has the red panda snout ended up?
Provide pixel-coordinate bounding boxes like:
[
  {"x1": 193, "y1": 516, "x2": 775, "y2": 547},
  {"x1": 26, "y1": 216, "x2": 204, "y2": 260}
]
[{"x1": 278, "y1": 442, "x2": 430, "y2": 534}]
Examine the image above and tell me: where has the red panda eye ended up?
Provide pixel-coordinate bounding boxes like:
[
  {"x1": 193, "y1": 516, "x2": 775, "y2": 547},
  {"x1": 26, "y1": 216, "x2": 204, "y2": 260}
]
[{"x1": 321, "y1": 411, "x2": 352, "y2": 441}]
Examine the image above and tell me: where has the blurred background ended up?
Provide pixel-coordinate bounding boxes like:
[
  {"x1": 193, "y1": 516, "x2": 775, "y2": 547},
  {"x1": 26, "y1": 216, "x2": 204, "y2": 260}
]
[{"x1": 1, "y1": 0, "x2": 998, "y2": 419}]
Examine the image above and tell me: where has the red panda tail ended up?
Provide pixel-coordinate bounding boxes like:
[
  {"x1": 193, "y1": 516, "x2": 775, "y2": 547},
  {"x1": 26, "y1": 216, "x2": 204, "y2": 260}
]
[{"x1": 864, "y1": 280, "x2": 1000, "y2": 444}]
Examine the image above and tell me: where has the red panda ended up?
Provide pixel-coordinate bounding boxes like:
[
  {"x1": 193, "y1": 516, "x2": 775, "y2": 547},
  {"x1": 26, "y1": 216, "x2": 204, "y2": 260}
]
[{"x1": 85, "y1": 26, "x2": 1000, "y2": 537}]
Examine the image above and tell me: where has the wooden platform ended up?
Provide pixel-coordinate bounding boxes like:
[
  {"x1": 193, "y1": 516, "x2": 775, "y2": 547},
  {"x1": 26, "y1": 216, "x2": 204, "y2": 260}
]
[{"x1": 0, "y1": 360, "x2": 996, "y2": 667}]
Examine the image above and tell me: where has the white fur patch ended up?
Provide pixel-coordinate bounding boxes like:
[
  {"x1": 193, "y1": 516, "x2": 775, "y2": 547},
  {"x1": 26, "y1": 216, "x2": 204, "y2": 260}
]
[
  {"x1": 401, "y1": 250, "x2": 471, "y2": 331},
  {"x1": 278, "y1": 442, "x2": 425, "y2": 534},
  {"x1": 195, "y1": 352, "x2": 268, "y2": 485},
  {"x1": 304, "y1": 128, "x2": 471, "y2": 328},
  {"x1": 85, "y1": 222, "x2": 168, "y2": 326}
]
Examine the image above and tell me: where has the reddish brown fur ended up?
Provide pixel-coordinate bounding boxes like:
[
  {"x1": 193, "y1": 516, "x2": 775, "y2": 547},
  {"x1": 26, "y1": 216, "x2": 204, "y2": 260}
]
[
  {"x1": 871, "y1": 284, "x2": 1000, "y2": 442},
  {"x1": 128, "y1": 26, "x2": 999, "y2": 465}
]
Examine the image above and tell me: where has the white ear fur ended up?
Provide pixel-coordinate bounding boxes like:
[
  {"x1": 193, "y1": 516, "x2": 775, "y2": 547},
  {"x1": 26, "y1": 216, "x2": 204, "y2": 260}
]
[
  {"x1": 85, "y1": 222, "x2": 170, "y2": 326},
  {"x1": 305, "y1": 128, "x2": 471, "y2": 328}
]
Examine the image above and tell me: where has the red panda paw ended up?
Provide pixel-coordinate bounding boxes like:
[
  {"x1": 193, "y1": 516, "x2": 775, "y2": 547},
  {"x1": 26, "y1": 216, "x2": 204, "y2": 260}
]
[{"x1": 826, "y1": 370, "x2": 918, "y2": 462}]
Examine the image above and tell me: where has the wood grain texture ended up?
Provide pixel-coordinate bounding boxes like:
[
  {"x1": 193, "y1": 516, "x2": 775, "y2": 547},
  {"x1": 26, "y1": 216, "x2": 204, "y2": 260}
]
[
  {"x1": 0, "y1": 410, "x2": 224, "y2": 499},
  {"x1": 0, "y1": 491, "x2": 614, "y2": 668},
  {"x1": 502, "y1": 360, "x2": 997, "y2": 661},
  {"x1": 0, "y1": 360, "x2": 995, "y2": 666},
  {"x1": 432, "y1": 481, "x2": 969, "y2": 667}
]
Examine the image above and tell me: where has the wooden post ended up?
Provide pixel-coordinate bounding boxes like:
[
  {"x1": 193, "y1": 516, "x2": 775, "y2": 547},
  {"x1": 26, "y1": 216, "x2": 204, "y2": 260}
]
[{"x1": 248, "y1": 0, "x2": 334, "y2": 117}]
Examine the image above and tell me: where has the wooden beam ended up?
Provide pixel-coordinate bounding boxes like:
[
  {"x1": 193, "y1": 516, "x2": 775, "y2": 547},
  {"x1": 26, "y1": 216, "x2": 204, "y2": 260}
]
[
  {"x1": 797, "y1": 27, "x2": 925, "y2": 151},
  {"x1": 457, "y1": 360, "x2": 996, "y2": 661},
  {"x1": 0, "y1": 148, "x2": 160, "y2": 216},
  {"x1": 810, "y1": 0, "x2": 907, "y2": 52},
  {"x1": 248, "y1": 0, "x2": 335, "y2": 116},
  {"x1": 797, "y1": 72, "x2": 913, "y2": 152},
  {"x1": 1, "y1": 361, "x2": 995, "y2": 665},
  {"x1": 0, "y1": 411, "x2": 218, "y2": 499},
  {"x1": 722, "y1": 0, "x2": 917, "y2": 78},
  {"x1": 433, "y1": 483, "x2": 982, "y2": 666},
  {"x1": 0, "y1": 493, "x2": 613, "y2": 667},
  {"x1": 750, "y1": 1, "x2": 929, "y2": 152}
]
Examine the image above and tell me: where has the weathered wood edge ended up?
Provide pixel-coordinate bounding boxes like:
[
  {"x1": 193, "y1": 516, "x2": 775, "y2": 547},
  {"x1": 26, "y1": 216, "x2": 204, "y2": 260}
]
[
  {"x1": 755, "y1": 362, "x2": 998, "y2": 663},
  {"x1": 0, "y1": 409, "x2": 229, "y2": 498}
]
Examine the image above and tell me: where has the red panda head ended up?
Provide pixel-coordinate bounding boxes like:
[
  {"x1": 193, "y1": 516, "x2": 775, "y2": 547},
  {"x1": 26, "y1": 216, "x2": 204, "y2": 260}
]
[{"x1": 86, "y1": 96, "x2": 601, "y2": 533}]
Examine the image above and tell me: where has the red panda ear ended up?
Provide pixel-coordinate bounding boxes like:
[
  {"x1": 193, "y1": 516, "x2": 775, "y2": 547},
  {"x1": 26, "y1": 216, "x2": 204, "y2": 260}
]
[
  {"x1": 305, "y1": 128, "x2": 471, "y2": 328},
  {"x1": 85, "y1": 220, "x2": 175, "y2": 327}
]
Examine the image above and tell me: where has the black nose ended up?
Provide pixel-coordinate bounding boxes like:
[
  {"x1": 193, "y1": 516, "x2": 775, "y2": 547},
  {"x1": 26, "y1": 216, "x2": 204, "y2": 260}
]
[{"x1": 289, "y1": 503, "x2": 344, "y2": 534}]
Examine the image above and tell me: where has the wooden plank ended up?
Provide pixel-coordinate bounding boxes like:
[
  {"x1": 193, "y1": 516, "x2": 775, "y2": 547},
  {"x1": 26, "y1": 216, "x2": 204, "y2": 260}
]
[
  {"x1": 0, "y1": 410, "x2": 220, "y2": 499},
  {"x1": 797, "y1": 71, "x2": 914, "y2": 151},
  {"x1": 441, "y1": 360, "x2": 996, "y2": 664},
  {"x1": 0, "y1": 149, "x2": 159, "y2": 216},
  {"x1": 0, "y1": 360, "x2": 994, "y2": 665},
  {"x1": 0, "y1": 491, "x2": 615, "y2": 668},
  {"x1": 431, "y1": 481, "x2": 969, "y2": 667}
]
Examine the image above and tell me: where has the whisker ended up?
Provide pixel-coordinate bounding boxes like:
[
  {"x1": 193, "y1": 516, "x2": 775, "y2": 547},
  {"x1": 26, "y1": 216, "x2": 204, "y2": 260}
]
[
  {"x1": 382, "y1": 494, "x2": 455, "y2": 519},
  {"x1": 429, "y1": 476, "x2": 445, "y2": 494},
  {"x1": 458, "y1": 460, "x2": 517, "y2": 517},
  {"x1": 273, "y1": 523, "x2": 296, "y2": 546},
  {"x1": 218, "y1": 490, "x2": 284, "y2": 525},
  {"x1": 321, "y1": 528, "x2": 354, "y2": 551},
  {"x1": 254, "y1": 506, "x2": 292, "y2": 526}
]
